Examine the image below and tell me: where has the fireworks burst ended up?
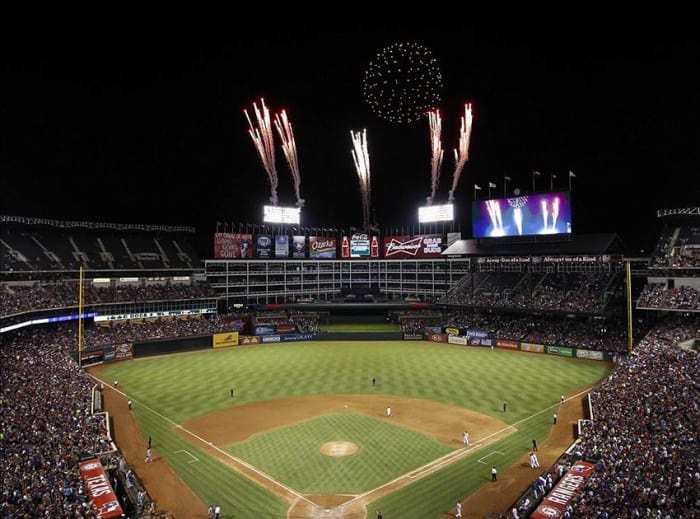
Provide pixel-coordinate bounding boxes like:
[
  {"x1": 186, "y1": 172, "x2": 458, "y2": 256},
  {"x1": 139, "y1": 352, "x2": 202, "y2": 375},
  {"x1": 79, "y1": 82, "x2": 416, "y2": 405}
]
[
  {"x1": 274, "y1": 109, "x2": 304, "y2": 208},
  {"x1": 363, "y1": 41, "x2": 443, "y2": 124},
  {"x1": 244, "y1": 98, "x2": 278, "y2": 205},
  {"x1": 448, "y1": 103, "x2": 473, "y2": 202},
  {"x1": 350, "y1": 129, "x2": 371, "y2": 230},
  {"x1": 426, "y1": 108, "x2": 443, "y2": 205}
]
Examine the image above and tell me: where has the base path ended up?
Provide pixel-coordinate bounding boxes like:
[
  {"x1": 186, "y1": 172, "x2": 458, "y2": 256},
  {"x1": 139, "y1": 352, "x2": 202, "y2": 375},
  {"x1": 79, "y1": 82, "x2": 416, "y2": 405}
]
[{"x1": 92, "y1": 364, "x2": 590, "y2": 518}]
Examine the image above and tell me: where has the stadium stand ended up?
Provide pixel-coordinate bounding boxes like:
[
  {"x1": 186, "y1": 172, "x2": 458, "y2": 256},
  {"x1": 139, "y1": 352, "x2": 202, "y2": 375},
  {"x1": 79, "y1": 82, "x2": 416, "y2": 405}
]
[{"x1": 2, "y1": 212, "x2": 698, "y2": 517}]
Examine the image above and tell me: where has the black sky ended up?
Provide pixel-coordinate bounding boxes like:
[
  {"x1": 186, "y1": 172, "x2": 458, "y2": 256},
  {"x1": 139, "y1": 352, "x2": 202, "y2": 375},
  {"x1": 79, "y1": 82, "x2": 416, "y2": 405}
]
[{"x1": 2, "y1": 24, "x2": 699, "y2": 253}]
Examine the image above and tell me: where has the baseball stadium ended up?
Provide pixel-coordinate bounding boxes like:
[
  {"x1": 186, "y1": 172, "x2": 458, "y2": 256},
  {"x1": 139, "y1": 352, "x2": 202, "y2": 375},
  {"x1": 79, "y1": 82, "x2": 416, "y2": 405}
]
[
  {"x1": 1, "y1": 206, "x2": 698, "y2": 518},
  {"x1": 3, "y1": 32, "x2": 699, "y2": 519}
]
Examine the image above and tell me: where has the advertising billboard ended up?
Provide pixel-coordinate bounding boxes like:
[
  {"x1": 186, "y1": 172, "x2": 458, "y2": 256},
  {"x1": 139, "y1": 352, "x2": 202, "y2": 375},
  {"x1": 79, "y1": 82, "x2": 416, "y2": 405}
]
[
  {"x1": 309, "y1": 236, "x2": 336, "y2": 259},
  {"x1": 292, "y1": 235, "x2": 306, "y2": 258},
  {"x1": 275, "y1": 235, "x2": 289, "y2": 258},
  {"x1": 214, "y1": 233, "x2": 254, "y2": 258},
  {"x1": 383, "y1": 234, "x2": 444, "y2": 258},
  {"x1": 78, "y1": 459, "x2": 124, "y2": 518},
  {"x1": 255, "y1": 234, "x2": 273, "y2": 259}
]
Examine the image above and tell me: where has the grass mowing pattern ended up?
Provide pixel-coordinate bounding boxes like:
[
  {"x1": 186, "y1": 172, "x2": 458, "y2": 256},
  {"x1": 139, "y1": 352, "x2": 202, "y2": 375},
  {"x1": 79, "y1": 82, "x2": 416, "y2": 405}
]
[
  {"x1": 228, "y1": 413, "x2": 453, "y2": 494},
  {"x1": 101, "y1": 341, "x2": 610, "y2": 518},
  {"x1": 322, "y1": 322, "x2": 401, "y2": 332}
]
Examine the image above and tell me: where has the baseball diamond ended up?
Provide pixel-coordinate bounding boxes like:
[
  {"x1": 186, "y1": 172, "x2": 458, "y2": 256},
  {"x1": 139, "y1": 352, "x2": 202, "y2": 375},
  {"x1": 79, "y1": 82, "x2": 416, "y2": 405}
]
[{"x1": 89, "y1": 340, "x2": 608, "y2": 518}]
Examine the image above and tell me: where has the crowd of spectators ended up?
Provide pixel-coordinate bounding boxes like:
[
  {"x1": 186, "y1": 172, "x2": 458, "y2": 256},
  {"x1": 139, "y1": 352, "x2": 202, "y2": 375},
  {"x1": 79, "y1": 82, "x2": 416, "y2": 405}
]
[
  {"x1": 439, "y1": 271, "x2": 622, "y2": 314},
  {"x1": 1, "y1": 327, "x2": 114, "y2": 517},
  {"x1": 1, "y1": 281, "x2": 216, "y2": 316},
  {"x1": 2, "y1": 300, "x2": 697, "y2": 517},
  {"x1": 649, "y1": 224, "x2": 700, "y2": 268},
  {"x1": 568, "y1": 318, "x2": 700, "y2": 516},
  {"x1": 444, "y1": 310, "x2": 638, "y2": 353},
  {"x1": 637, "y1": 282, "x2": 700, "y2": 310}
]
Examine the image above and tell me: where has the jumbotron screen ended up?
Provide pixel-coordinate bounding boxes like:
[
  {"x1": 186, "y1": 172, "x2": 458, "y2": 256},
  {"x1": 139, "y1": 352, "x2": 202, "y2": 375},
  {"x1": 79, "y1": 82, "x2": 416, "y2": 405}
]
[{"x1": 472, "y1": 192, "x2": 572, "y2": 238}]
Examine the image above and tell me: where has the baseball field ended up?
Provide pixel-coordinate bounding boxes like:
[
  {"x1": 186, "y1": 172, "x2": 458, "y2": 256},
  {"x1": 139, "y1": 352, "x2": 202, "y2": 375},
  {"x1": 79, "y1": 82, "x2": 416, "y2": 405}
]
[{"x1": 89, "y1": 340, "x2": 610, "y2": 518}]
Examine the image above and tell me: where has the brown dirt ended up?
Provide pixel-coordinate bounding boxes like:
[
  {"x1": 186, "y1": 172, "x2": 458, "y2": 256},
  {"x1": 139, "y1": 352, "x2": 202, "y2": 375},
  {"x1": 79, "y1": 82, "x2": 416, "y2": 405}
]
[
  {"x1": 321, "y1": 442, "x2": 358, "y2": 457},
  {"x1": 90, "y1": 363, "x2": 592, "y2": 519}
]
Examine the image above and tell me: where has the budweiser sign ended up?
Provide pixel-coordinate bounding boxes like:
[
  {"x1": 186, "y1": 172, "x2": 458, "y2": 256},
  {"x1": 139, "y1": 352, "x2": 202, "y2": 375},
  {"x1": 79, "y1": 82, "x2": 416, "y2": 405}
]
[
  {"x1": 385, "y1": 236, "x2": 422, "y2": 257},
  {"x1": 383, "y1": 234, "x2": 443, "y2": 258}
]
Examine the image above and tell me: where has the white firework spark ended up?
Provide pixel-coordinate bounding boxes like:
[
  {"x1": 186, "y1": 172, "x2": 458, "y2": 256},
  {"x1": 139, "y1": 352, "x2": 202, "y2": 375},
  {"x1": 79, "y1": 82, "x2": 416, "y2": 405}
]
[
  {"x1": 448, "y1": 103, "x2": 473, "y2": 202},
  {"x1": 274, "y1": 109, "x2": 304, "y2": 208},
  {"x1": 244, "y1": 98, "x2": 278, "y2": 205},
  {"x1": 427, "y1": 108, "x2": 444, "y2": 205},
  {"x1": 350, "y1": 129, "x2": 371, "y2": 230}
]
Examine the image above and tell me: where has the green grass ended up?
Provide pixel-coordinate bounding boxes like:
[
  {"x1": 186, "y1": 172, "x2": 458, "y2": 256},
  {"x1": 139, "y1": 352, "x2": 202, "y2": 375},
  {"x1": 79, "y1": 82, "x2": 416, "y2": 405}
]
[
  {"x1": 100, "y1": 341, "x2": 610, "y2": 518},
  {"x1": 321, "y1": 321, "x2": 401, "y2": 332},
  {"x1": 228, "y1": 413, "x2": 453, "y2": 494}
]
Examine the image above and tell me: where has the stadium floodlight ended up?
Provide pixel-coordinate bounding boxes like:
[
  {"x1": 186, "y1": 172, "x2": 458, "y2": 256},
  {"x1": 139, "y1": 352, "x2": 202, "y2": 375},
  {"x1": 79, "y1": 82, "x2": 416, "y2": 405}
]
[
  {"x1": 418, "y1": 203, "x2": 454, "y2": 223},
  {"x1": 263, "y1": 205, "x2": 301, "y2": 224}
]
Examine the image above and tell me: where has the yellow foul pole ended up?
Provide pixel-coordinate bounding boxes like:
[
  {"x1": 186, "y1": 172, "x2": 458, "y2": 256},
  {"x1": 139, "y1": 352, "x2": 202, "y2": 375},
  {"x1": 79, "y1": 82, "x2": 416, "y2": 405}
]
[
  {"x1": 78, "y1": 266, "x2": 84, "y2": 368},
  {"x1": 626, "y1": 261, "x2": 633, "y2": 353}
]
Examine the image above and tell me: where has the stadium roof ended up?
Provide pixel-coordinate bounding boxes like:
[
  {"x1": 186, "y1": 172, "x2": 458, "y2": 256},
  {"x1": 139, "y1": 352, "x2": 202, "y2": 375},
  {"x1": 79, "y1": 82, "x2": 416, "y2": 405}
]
[{"x1": 442, "y1": 233, "x2": 625, "y2": 257}]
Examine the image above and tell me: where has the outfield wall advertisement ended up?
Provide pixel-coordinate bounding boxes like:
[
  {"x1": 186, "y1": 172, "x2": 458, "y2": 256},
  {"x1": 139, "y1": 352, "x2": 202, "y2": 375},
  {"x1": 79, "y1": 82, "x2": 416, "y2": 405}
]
[
  {"x1": 575, "y1": 348, "x2": 605, "y2": 360},
  {"x1": 213, "y1": 332, "x2": 239, "y2": 348},
  {"x1": 468, "y1": 336, "x2": 494, "y2": 347},
  {"x1": 546, "y1": 345, "x2": 574, "y2": 357},
  {"x1": 520, "y1": 342, "x2": 545, "y2": 353},
  {"x1": 496, "y1": 339, "x2": 518, "y2": 350}
]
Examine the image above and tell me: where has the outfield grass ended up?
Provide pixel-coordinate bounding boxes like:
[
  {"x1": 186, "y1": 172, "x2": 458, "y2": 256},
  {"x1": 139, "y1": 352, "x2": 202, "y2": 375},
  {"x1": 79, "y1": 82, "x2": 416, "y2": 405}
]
[
  {"x1": 101, "y1": 341, "x2": 610, "y2": 518},
  {"x1": 321, "y1": 321, "x2": 401, "y2": 332}
]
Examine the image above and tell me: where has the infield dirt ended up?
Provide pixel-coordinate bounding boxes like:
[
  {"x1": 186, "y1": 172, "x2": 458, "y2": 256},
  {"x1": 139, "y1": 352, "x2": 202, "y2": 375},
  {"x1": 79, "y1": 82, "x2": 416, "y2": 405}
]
[{"x1": 90, "y1": 363, "x2": 589, "y2": 518}]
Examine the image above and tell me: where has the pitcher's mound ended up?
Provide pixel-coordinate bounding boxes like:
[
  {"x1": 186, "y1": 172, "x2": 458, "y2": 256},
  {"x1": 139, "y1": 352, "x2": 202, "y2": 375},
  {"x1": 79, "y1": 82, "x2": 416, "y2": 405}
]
[{"x1": 320, "y1": 441, "x2": 358, "y2": 457}]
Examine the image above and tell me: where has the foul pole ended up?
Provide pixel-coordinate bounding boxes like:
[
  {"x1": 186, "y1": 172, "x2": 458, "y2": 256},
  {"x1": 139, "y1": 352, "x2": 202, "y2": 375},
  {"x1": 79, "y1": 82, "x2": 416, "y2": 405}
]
[
  {"x1": 78, "y1": 266, "x2": 84, "y2": 368},
  {"x1": 626, "y1": 261, "x2": 633, "y2": 353}
]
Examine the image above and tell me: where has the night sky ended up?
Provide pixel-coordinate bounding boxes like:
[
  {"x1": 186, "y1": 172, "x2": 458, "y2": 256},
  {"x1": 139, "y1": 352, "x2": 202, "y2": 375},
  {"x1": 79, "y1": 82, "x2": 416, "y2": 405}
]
[{"x1": 3, "y1": 25, "x2": 698, "y2": 254}]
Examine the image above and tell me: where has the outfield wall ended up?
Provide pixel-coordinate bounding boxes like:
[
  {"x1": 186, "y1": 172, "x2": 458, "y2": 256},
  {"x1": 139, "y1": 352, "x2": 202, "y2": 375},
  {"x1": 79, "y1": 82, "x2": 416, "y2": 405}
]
[
  {"x1": 87, "y1": 330, "x2": 615, "y2": 365},
  {"x1": 314, "y1": 331, "x2": 403, "y2": 341}
]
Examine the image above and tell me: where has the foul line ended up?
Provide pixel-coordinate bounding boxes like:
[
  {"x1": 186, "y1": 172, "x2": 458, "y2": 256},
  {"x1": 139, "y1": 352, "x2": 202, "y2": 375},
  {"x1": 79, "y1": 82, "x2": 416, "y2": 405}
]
[
  {"x1": 344, "y1": 386, "x2": 591, "y2": 507},
  {"x1": 90, "y1": 376, "x2": 314, "y2": 507},
  {"x1": 93, "y1": 374, "x2": 588, "y2": 509}
]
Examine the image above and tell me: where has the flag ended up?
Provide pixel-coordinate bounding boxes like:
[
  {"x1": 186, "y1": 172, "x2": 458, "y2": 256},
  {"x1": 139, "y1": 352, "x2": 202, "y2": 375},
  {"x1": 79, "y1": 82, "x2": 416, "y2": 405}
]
[
  {"x1": 489, "y1": 182, "x2": 497, "y2": 188},
  {"x1": 474, "y1": 184, "x2": 482, "y2": 190},
  {"x1": 569, "y1": 171, "x2": 576, "y2": 177},
  {"x1": 504, "y1": 176, "x2": 512, "y2": 181},
  {"x1": 533, "y1": 170, "x2": 541, "y2": 176}
]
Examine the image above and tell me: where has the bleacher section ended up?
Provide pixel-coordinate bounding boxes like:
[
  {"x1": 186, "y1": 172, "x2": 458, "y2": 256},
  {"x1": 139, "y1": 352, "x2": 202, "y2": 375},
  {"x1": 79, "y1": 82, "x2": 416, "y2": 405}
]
[
  {"x1": 1, "y1": 212, "x2": 698, "y2": 518},
  {"x1": 638, "y1": 214, "x2": 700, "y2": 311},
  {"x1": 1, "y1": 217, "x2": 201, "y2": 275}
]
